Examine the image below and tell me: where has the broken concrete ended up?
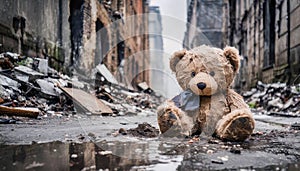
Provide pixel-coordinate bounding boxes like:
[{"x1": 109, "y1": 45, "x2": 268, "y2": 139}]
[
  {"x1": 14, "y1": 65, "x2": 45, "y2": 82},
  {"x1": 243, "y1": 81, "x2": 300, "y2": 116},
  {"x1": 60, "y1": 87, "x2": 113, "y2": 115}
]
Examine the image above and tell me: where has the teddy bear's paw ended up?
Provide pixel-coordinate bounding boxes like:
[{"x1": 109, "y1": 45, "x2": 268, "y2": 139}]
[
  {"x1": 157, "y1": 111, "x2": 184, "y2": 137},
  {"x1": 215, "y1": 110, "x2": 255, "y2": 141}
]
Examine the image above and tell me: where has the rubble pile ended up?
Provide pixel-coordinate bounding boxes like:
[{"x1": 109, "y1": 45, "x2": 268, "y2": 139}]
[
  {"x1": 96, "y1": 83, "x2": 163, "y2": 116},
  {"x1": 243, "y1": 81, "x2": 300, "y2": 116},
  {"x1": 0, "y1": 52, "x2": 164, "y2": 121}
]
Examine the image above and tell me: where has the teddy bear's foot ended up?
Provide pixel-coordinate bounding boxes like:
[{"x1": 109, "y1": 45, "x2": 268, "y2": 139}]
[
  {"x1": 157, "y1": 111, "x2": 184, "y2": 137},
  {"x1": 214, "y1": 109, "x2": 255, "y2": 141},
  {"x1": 157, "y1": 103, "x2": 186, "y2": 137}
]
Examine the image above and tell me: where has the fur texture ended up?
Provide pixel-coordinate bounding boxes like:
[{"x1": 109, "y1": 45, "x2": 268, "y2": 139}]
[{"x1": 157, "y1": 45, "x2": 255, "y2": 141}]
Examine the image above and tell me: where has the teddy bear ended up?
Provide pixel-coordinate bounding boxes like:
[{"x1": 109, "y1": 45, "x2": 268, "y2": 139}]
[{"x1": 157, "y1": 45, "x2": 255, "y2": 141}]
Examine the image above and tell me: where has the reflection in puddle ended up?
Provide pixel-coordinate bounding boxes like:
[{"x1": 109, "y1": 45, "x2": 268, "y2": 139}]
[
  {"x1": 1, "y1": 140, "x2": 300, "y2": 170},
  {"x1": 0, "y1": 141, "x2": 182, "y2": 171}
]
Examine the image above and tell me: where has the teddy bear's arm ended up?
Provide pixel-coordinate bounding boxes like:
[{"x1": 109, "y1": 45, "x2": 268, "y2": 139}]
[
  {"x1": 226, "y1": 89, "x2": 250, "y2": 111},
  {"x1": 157, "y1": 100, "x2": 195, "y2": 136}
]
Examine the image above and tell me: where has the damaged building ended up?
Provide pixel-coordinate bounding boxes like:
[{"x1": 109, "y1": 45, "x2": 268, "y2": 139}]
[
  {"x1": 223, "y1": 0, "x2": 300, "y2": 90},
  {"x1": 183, "y1": 0, "x2": 224, "y2": 49},
  {"x1": 0, "y1": 0, "x2": 150, "y2": 89}
]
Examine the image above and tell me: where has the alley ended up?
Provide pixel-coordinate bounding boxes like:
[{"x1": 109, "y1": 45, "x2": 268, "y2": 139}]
[{"x1": 1, "y1": 0, "x2": 300, "y2": 171}]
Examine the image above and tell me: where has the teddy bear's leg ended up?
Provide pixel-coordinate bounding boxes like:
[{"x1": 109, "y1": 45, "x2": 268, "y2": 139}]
[
  {"x1": 157, "y1": 102, "x2": 185, "y2": 137},
  {"x1": 214, "y1": 109, "x2": 255, "y2": 141}
]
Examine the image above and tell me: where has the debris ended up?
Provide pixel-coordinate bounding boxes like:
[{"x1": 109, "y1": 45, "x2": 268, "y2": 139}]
[
  {"x1": 71, "y1": 154, "x2": 78, "y2": 158},
  {"x1": 0, "y1": 106, "x2": 40, "y2": 118},
  {"x1": 0, "y1": 118, "x2": 17, "y2": 124},
  {"x1": 229, "y1": 146, "x2": 241, "y2": 154},
  {"x1": 0, "y1": 51, "x2": 163, "y2": 124},
  {"x1": 290, "y1": 122, "x2": 300, "y2": 130},
  {"x1": 217, "y1": 156, "x2": 229, "y2": 161},
  {"x1": 0, "y1": 74, "x2": 20, "y2": 91},
  {"x1": 59, "y1": 87, "x2": 113, "y2": 115},
  {"x1": 36, "y1": 79, "x2": 61, "y2": 98},
  {"x1": 32, "y1": 58, "x2": 48, "y2": 75},
  {"x1": 126, "y1": 122, "x2": 159, "y2": 138},
  {"x1": 15, "y1": 65, "x2": 44, "y2": 81},
  {"x1": 211, "y1": 159, "x2": 224, "y2": 164},
  {"x1": 207, "y1": 150, "x2": 214, "y2": 154},
  {"x1": 137, "y1": 82, "x2": 153, "y2": 94},
  {"x1": 0, "y1": 56, "x2": 14, "y2": 69},
  {"x1": 243, "y1": 81, "x2": 300, "y2": 116},
  {"x1": 24, "y1": 161, "x2": 45, "y2": 170},
  {"x1": 118, "y1": 128, "x2": 127, "y2": 135},
  {"x1": 98, "y1": 151, "x2": 113, "y2": 155},
  {"x1": 95, "y1": 64, "x2": 118, "y2": 84}
]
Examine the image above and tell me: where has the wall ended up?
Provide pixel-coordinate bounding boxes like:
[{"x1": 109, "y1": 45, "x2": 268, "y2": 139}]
[
  {"x1": 224, "y1": 0, "x2": 300, "y2": 90},
  {"x1": 79, "y1": 0, "x2": 150, "y2": 87},
  {"x1": 183, "y1": 0, "x2": 224, "y2": 49},
  {"x1": 0, "y1": 0, "x2": 150, "y2": 88},
  {"x1": 0, "y1": 0, "x2": 70, "y2": 71}
]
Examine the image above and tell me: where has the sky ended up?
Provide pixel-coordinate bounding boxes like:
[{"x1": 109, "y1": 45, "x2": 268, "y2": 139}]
[
  {"x1": 149, "y1": 0, "x2": 187, "y2": 54},
  {"x1": 148, "y1": 0, "x2": 187, "y2": 98}
]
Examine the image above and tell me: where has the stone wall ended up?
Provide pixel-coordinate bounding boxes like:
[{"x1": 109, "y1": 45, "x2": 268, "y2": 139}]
[
  {"x1": 0, "y1": 0, "x2": 70, "y2": 71},
  {"x1": 224, "y1": 0, "x2": 300, "y2": 90},
  {"x1": 0, "y1": 0, "x2": 150, "y2": 88}
]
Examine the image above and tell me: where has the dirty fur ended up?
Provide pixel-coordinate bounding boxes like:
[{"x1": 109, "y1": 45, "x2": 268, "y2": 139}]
[{"x1": 157, "y1": 45, "x2": 255, "y2": 141}]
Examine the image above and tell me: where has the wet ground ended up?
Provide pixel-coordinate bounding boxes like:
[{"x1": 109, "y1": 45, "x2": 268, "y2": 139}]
[{"x1": 1, "y1": 112, "x2": 300, "y2": 170}]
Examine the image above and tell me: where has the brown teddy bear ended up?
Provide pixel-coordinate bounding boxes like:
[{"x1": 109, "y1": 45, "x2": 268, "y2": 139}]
[{"x1": 157, "y1": 45, "x2": 255, "y2": 141}]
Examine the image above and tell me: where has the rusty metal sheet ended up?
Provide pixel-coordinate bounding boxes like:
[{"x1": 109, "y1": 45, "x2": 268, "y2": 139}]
[{"x1": 60, "y1": 87, "x2": 113, "y2": 115}]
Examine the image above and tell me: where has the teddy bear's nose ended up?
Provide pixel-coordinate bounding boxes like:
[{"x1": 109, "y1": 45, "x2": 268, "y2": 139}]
[{"x1": 197, "y1": 82, "x2": 206, "y2": 90}]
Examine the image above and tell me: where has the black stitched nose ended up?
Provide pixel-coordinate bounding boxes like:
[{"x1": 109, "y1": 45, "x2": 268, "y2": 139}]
[{"x1": 197, "y1": 82, "x2": 206, "y2": 90}]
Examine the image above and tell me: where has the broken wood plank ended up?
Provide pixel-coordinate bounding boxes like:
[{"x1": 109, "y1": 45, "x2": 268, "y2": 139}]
[
  {"x1": 0, "y1": 106, "x2": 40, "y2": 118},
  {"x1": 59, "y1": 87, "x2": 113, "y2": 115}
]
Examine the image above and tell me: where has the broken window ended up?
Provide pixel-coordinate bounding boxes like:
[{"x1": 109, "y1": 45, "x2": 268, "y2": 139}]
[{"x1": 69, "y1": 0, "x2": 84, "y2": 66}]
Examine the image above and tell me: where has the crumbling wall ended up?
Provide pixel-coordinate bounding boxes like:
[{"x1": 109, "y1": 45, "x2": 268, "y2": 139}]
[
  {"x1": 0, "y1": 0, "x2": 70, "y2": 71},
  {"x1": 183, "y1": 0, "x2": 224, "y2": 49},
  {"x1": 89, "y1": 0, "x2": 150, "y2": 87},
  {"x1": 224, "y1": 0, "x2": 300, "y2": 90}
]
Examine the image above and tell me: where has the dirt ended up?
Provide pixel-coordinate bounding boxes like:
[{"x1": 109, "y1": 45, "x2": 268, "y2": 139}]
[
  {"x1": 126, "y1": 122, "x2": 160, "y2": 138},
  {"x1": 1, "y1": 112, "x2": 300, "y2": 170}
]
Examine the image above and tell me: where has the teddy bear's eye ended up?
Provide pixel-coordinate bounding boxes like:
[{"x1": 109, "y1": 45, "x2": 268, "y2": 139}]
[
  {"x1": 209, "y1": 71, "x2": 215, "y2": 76},
  {"x1": 191, "y1": 71, "x2": 196, "y2": 77}
]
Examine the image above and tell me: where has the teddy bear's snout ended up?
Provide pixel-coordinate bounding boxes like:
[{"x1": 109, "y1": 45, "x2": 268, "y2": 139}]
[{"x1": 197, "y1": 82, "x2": 206, "y2": 90}]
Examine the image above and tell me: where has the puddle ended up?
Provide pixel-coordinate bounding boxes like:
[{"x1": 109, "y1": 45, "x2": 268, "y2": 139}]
[
  {"x1": 1, "y1": 133, "x2": 300, "y2": 171},
  {"x1": 0, "y1": 140, "x2": 183, "y2": 171}
]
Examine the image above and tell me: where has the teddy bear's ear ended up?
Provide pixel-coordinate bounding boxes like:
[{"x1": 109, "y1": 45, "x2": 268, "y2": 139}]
[
  {"x1": 170, "y1": 49, "x2": 186, "y2": 72},
  {"x1": 223, "y1": 46, "x2": 240, "y2": 72}
]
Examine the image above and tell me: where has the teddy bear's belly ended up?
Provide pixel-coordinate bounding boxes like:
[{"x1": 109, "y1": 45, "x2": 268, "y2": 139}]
[{"x1": 186, "y1": 94, "x2": 228, "y2": 136}]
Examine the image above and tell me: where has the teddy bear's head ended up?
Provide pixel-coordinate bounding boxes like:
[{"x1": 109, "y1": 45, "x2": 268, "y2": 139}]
[{"x1": 170, "y1": 45, "x2": 240, "y2": 96}]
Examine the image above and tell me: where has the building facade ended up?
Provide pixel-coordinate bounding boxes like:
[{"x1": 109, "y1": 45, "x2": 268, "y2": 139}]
[
  {"x1": 224, "y1": 0, "x2": 300, "y2": 90},
  {"x1": 183, "y1": 0, "x2": 224, "y2": 49},
  {"x1": 148, "y1": 6, "x2": 165, "y2": 94},
  {"x1": 0, "y1": 0, "x2": 150, "y2": 88},
  {"x1": 75, "y1": 0, "x2": 150, "y2": 87}
]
